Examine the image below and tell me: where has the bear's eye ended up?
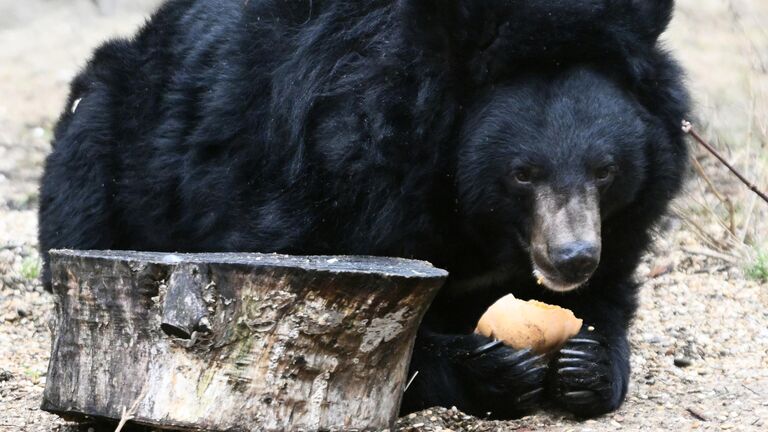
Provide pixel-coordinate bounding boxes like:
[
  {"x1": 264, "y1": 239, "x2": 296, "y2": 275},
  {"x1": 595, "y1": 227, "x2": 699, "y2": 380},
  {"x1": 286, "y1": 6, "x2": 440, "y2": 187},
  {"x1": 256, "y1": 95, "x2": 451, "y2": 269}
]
[
  {"x1": 595, "y1": 165, "x2": 618, "y2": 184},
  {"x1": 513, "y1": 169, "x2": 533, "y2": 184}
]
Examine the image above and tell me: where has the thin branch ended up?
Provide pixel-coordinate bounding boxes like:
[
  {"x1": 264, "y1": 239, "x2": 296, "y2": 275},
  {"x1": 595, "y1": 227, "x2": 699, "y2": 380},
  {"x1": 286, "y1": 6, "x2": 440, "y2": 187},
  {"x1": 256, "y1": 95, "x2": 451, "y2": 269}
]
[
  {"x1": 682, "y1": 120, "x2": 768, "y2": 206},
  {"x1": 689, "y1": 153, "x2": 737, "y2": 234},
  {"x1": 681, "y1": 246, "x2": 739, "y2": 264},
  {"x1": 114, "y1": 384, "x2": 148, "y2": 432},
  {"x1": 672, "y1": 205, "x2": 732, "y2": 252},
  {"x1": 739, "y1": 190, "x2": 758, "y2": 244},
  {"x1": 404, "y1": 370, "x2": 419, "y2": 392}
]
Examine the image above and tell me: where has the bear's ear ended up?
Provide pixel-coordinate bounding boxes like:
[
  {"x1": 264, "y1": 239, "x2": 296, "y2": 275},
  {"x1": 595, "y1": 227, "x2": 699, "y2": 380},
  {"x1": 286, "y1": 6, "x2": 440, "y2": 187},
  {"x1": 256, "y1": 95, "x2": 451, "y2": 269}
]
[
  {"x1": 399, "y1": 1, "x2": 676, "y2": 46},
  {"x1": 627, "y1": 0, "x2": 675, "y2": 42},
  {"x1": 399, "y1": 0, "x2": 677, "y2": 85}
]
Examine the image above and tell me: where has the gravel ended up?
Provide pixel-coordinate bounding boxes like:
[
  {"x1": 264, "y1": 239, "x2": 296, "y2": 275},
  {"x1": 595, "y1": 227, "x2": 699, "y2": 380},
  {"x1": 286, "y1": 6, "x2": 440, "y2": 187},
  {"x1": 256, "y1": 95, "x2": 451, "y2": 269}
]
[{"x1": 1, "y1": 1, "x2": 766, "y2": 431}]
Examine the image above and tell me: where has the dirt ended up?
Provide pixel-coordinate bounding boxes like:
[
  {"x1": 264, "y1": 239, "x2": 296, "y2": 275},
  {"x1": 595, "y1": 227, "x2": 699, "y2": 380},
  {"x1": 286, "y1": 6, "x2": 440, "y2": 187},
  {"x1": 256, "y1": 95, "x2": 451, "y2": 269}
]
[{"x1": 1, "y1": 1, "x2": 766, "y2": 431}]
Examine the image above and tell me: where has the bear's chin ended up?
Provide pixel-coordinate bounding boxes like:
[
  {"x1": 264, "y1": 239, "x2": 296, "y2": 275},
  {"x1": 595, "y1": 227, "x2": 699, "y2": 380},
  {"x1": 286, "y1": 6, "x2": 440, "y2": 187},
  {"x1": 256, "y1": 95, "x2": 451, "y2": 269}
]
[{"x1": 532, "y1": 267, "x2": 586, "y2": 293}]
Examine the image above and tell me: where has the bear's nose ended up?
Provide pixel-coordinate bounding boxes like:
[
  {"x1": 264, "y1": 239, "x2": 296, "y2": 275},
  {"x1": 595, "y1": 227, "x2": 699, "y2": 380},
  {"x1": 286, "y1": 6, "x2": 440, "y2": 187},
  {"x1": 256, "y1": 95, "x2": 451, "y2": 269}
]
[{"x1": 550, "y1": 242, "x2": 600, "y2": 282}]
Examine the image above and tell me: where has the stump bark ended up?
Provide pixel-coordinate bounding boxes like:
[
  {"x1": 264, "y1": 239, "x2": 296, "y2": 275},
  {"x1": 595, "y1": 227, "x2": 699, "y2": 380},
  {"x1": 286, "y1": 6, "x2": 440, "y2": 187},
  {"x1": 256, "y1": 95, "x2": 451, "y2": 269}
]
[{"x1": 41, "y1": 250, "x2": 447, "y2": 431}]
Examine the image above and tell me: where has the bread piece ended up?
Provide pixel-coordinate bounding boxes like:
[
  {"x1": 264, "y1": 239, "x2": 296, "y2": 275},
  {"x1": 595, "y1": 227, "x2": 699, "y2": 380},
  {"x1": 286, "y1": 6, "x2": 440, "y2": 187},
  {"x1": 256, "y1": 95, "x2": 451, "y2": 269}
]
[{"x1": 475, "y1": 294, "x2": 583, "y2": 354}]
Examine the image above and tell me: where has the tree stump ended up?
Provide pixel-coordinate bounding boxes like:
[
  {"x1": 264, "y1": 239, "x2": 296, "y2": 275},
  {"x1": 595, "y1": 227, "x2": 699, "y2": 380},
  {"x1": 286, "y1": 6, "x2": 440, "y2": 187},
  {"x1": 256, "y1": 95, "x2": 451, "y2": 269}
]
[{"x1": 41, "y1": 250, "x2": 447, "y2": 431}]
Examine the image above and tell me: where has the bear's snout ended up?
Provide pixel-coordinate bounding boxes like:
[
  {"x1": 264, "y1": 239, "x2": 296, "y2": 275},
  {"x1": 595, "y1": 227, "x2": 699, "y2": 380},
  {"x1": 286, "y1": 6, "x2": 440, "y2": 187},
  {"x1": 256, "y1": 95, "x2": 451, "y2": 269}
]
[
  {"x1": 531, "y1": 185, "x2": 601, "y2": 292},
  {"x1": 549, "y1": 241, "x2": 600, "y2": 283}
]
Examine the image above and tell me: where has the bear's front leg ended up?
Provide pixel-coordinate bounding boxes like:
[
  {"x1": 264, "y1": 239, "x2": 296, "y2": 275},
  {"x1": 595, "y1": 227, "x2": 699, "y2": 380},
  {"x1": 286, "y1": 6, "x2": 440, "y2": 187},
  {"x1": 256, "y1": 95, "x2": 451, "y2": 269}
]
[{"x1": 548, "y1": 317, "x2": 630, "y2": 417}]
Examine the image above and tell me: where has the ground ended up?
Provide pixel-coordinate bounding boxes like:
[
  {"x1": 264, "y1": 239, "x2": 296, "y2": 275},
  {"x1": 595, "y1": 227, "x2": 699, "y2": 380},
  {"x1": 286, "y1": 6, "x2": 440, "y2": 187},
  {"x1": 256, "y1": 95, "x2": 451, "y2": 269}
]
[{"x1": 0, "y1": 0, "x2": 766, "y2": 431}]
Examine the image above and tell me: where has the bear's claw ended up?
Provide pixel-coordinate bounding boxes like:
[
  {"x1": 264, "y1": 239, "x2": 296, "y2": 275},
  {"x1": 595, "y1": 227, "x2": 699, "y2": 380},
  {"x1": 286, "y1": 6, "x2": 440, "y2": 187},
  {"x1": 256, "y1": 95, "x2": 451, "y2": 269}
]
[
  {"x1": 458, "y1": 336, "x2": 548, "y2": 418},
  {"x1": 549, "y1": 331, "x2": 619, "y2": 417}
]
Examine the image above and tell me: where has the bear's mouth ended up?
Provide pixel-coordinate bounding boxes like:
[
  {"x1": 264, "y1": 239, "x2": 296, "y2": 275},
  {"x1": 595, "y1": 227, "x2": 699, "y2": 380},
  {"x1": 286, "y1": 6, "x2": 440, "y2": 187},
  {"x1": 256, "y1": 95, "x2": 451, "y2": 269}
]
[{"x1": 531, "y1": 259, "x2": 589, "y2": 293}]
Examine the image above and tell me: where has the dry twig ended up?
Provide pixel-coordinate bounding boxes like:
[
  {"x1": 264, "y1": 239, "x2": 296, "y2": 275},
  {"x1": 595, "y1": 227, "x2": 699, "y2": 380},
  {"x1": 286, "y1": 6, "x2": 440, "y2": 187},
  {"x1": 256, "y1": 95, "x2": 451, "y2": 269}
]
[
  {"x1": 114, "y1": 385, "x2": 148, "y2": 432},
  {"x1": 681, "y1": 246, "x2": 739, "y2": 264},
  {"x1": 689, "y1": 153, "x2": 737, "y2": 234},
  {"x1": 683, "y1": 120, "x2": 768, "y2": 206}
]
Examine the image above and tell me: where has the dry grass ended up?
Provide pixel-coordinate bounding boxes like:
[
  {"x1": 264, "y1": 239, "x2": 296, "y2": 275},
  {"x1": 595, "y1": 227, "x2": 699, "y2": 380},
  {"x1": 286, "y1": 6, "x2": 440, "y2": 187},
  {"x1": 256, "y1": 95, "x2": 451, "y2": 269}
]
[{"x1": 665, "y1": 0, "x2": 768, "y2": 278}]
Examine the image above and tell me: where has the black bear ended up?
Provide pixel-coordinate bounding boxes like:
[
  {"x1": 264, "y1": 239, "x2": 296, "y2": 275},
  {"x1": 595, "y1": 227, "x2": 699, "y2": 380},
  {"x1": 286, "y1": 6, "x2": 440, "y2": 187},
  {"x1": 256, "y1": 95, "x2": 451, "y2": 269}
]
[{"x1": 39, "y1": 0, "x2": 689, "y2": 419}]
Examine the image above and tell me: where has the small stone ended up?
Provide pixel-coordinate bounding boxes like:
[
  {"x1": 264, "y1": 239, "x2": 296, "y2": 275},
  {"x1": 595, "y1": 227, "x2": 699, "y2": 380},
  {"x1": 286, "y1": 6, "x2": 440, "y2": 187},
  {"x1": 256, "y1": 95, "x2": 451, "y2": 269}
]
[
  {"x1": 649, "y1": 261, "x2": 674, "y2": 278},
  {"x1": 674, "y1": 357, "x2": 693, "y2": 368},
  {"x1": 197, "y1": 316, "x2": 212, "y2": 332},
  {"x1": 0, "y1": 369, "x2": 12, "y2": 382},
  {"x1": 644, "y1": 333, "x2": 662, "y2": 344}
]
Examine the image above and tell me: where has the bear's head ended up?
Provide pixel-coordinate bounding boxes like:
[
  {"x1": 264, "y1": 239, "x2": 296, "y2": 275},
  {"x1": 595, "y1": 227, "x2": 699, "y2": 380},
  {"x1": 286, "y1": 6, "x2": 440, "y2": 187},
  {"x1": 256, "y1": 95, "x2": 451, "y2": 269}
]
[{"x1": 456, "y1": 67, "x2": 665, "y2": 292}]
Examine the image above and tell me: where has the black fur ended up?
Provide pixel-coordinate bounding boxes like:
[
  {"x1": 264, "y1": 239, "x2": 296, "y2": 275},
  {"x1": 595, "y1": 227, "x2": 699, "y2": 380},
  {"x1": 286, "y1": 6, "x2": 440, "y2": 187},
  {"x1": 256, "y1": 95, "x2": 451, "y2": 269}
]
[{"x1": 39, "y1": 0, "x2": 689, "y2": 419}]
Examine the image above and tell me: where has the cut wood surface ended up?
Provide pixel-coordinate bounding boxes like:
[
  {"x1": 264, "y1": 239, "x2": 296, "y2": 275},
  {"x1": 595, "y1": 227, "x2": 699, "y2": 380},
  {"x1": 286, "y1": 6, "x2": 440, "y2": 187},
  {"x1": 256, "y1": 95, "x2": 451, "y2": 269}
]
[{"x1": 41, "y1": 250, "x2": 447, "y2": 431}]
